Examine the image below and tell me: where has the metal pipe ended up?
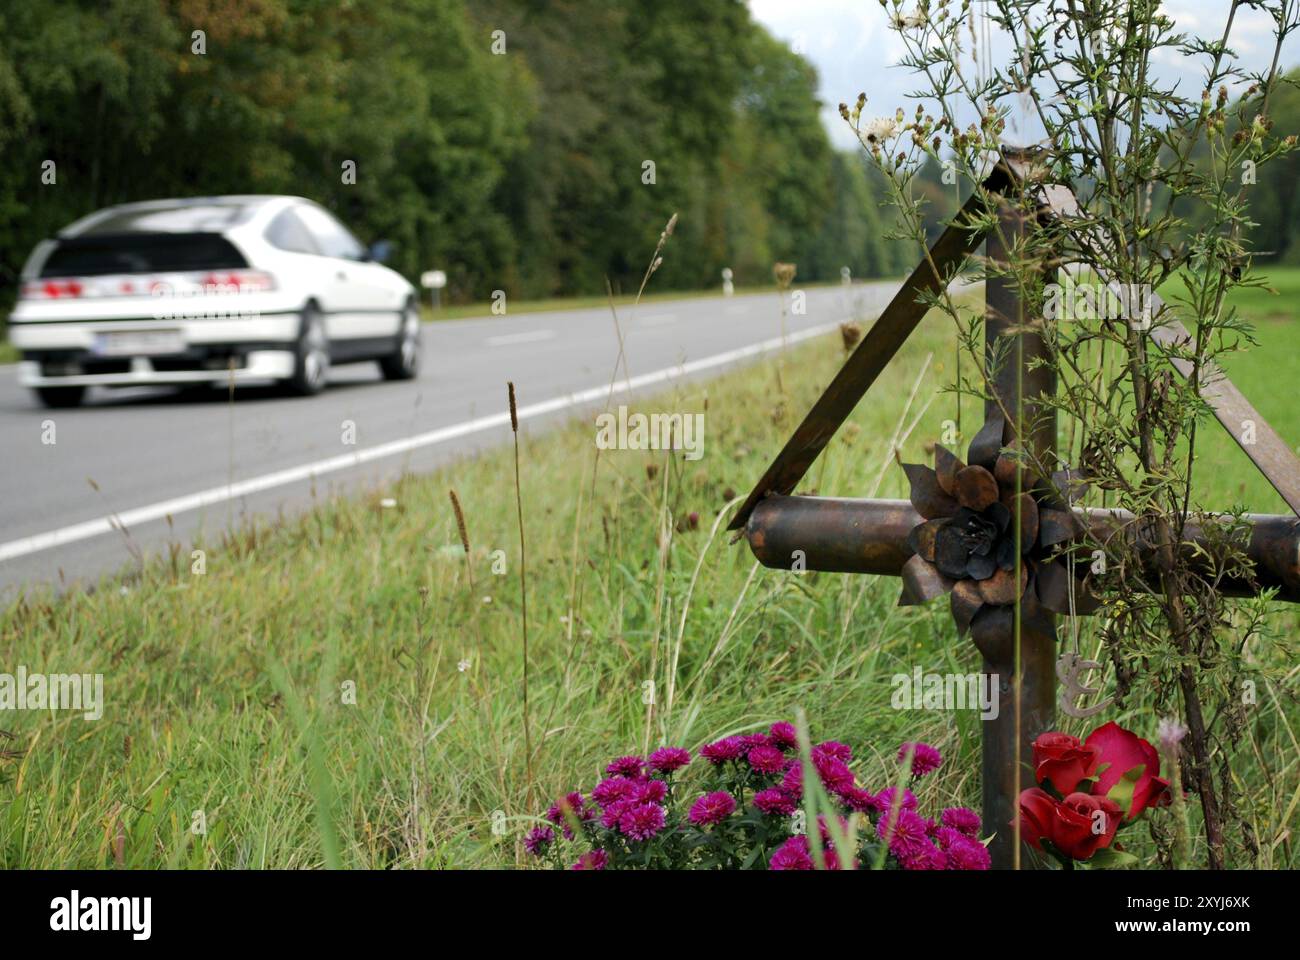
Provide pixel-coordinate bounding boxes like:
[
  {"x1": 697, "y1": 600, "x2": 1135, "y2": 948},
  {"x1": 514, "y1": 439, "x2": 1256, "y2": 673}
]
[{"x1": 746, "y1": 496, "x2": 1300, "y2": 602}]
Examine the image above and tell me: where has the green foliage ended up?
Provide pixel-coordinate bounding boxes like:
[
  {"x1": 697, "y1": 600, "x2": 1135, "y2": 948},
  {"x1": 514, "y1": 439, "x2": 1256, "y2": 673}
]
[{"x1": 0, "y1": 0, "x2": 905, "y2": 308}]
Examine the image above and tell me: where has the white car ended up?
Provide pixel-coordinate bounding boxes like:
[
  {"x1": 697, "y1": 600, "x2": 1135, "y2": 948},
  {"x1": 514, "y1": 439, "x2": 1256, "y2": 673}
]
[{"x1": 9, "y1": 195, "x2": 422, "y2": 407}]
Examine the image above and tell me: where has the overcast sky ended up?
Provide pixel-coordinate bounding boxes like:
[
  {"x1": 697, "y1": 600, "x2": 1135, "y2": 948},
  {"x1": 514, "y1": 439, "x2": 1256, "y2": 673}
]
[{"x1": 748, "y1": 1, "x2": 1299, "y2": 150}]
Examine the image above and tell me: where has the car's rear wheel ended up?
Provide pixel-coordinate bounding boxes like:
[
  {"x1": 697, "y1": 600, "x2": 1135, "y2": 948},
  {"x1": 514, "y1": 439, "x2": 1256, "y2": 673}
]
[
  {"x1": 284, "y1": 303, "x2": 330, "y2": 396},
  {"x1": 378, "y1": 301, "x2": 421, "y2": 381},
  {"x1": 34, "y1": 385, "x2": 87, "y2": 408}
]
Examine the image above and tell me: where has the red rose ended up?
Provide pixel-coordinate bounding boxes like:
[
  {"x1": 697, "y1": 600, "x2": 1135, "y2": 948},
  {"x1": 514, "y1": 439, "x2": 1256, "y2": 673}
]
[
  {"x1": 1016, "y1": 787, "x2": 1121, "y2": 861},
  {"x1": 1084, "y1": 721, "x2": 1171, "y2": 820},
  {"x1": 1032, "y1": 732, "x2": 1100, "y2": 794}
]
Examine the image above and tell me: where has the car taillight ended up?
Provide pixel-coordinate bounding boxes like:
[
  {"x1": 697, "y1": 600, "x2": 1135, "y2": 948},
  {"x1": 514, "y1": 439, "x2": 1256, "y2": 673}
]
[
  {"x1": 21, "y1": 279, "x2": 85, "y2": 299},
  {"x1": 19, "y1": 270, "x2": 276, "y2": 300},
  {"x1": 198, "y1": 270, "x2": 276, "y2": 293}
]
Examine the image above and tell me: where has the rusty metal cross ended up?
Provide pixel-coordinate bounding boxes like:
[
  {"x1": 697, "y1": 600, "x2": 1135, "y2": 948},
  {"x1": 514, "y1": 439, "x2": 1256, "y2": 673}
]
[{"x1": 729, "y1": 148, "x2": 1300, "y2": 869}]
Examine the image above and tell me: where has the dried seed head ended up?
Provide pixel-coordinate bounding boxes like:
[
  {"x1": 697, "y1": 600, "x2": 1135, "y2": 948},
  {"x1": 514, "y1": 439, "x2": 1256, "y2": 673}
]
[
  {"x1": 508, "y1": 381, "x2": 518, "y2": 432},
  {"x1": 773, "y1": 261, "x2": 797, "y2": 289},
  {"x1": 449, "y1": 489, "x2": 471, "y2": 554},
  {"x1": 665, "y1": 213, "x2": 678, "y2": 236}
]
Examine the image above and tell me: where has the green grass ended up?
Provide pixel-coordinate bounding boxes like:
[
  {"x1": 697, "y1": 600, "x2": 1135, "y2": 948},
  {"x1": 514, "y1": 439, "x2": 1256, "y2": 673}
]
[{"x1": 0, "y1": 277, "x2": 1296, "y2": 870}]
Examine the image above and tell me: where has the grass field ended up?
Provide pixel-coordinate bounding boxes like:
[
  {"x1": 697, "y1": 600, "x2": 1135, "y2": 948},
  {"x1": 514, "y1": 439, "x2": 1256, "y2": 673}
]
[{"x1": 0, "y1": 269, "x2": 1297, "y2": 869}]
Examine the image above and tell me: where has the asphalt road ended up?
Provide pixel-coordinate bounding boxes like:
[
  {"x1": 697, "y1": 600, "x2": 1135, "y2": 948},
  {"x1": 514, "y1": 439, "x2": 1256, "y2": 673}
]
[{"x1": 0, "y1": 281, "x2": 902, "y2": 596}]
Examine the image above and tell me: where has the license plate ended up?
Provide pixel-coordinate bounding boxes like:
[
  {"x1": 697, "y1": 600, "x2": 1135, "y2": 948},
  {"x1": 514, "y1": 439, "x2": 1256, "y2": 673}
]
[{"x1": 91, "y1": 330, "x2": 185, "y2": 357}]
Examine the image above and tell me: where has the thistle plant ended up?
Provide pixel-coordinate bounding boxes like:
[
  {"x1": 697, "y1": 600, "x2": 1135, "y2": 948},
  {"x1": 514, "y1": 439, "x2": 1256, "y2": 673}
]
[{"x1": 849, "y1": 0, "x2": 1300, "y2": 868}]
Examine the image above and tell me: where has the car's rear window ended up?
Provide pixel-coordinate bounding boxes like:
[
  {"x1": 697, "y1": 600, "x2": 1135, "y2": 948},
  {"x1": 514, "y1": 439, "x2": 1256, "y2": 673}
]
[
  {"x1": 79, "y1": 204, "x2": 254, "y2": 235},
  {"x1": 36, "y1": 233, "x2": 249, "y2": 277}
]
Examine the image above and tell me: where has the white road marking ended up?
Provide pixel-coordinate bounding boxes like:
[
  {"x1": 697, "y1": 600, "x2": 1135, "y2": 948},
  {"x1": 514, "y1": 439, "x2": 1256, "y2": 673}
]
[
  {"x1": 638, "y1": 313, "x2": 677, "y2": 327},
  {"x1": 485, "y1": 329, "x2": 556, "y2": 347},
  {"x1": 0, "y1": 319, "x2": 847, "y2": 564}
]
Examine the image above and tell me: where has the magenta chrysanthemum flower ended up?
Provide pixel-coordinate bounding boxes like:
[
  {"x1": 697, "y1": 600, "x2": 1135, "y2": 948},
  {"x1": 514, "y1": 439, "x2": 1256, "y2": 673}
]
[
  {"x1": 524, "y1": 825, "x2": 554, "y2": 855},
  {"x1": 753, "y1": 788, "x2": 798, "y2": 816},
  {"x1": 899, "y1": 841, "x2": 947, "y2": 871},
  {"x1": 570, "y1": 849, "x2": 608, "y2": 870},
  {"x1": 944, "y1": 834, "x2": 991, "y2": 871},
  {"x1": 647, "y1": 746, "x2": 691, "y2": 773},
  {"x1": 606, "y1": 755, "x2": 645, "y2": 777},
  {"x1": 769, "y1": 835, "x2": 813, "y2": 870},
  {"x1": 618, "y1": 802, "x2": 666, "y2": 841},
  {"x1": 813, "y1": 754, "x2": 855, "y2": 794},
  {"x1": 813, "y1": 740, "x2": 853, "y2": 764},
  {"x1": 780, "y1": 754, "x2": 800, "y2": 790},
  {"x1": 898, "y1": 742, "x2": 942, "y2": 777},
  {"x1": 769, "y1": 721, "x2": 798, "y2": 751},
  {"x1": 874, "y1": 786, "x2": 918, "y2": 811},
  {"x1": 748, "y1": 744, "x2": 786, "y2": 775},
  {"x1": 688, "y1": 790, "x2": 737, "y2": 826},
  {"x1": 591, "y1": 776, "x2": 637, "y2": 808},
  {"x1": 780, "y1": 762, "x2": 804, "y2": 798},
  {"x1": 699, "y1": 736, "x2": 745, "y2": 764},
  {"x1": 740, "y1": 733, "x2": 773, "y2": 751},
  {"x1": 933, "y1": 826, "x2": 966, "y2": 850},
  {"x1": 940, "y1": 806, "x2": 981, "y2": 836},
  {"x1": 599, "y1": 800, "x2": 629, "y2": 830},
  {"x1": 633, "y1": 778, "x2": 667, "y2": 804},
  {"x1": 877, "y1": 808, "x2": 932, "y2": 862},
  {"x1": 545, "y1": 792, "x2": 589, "y2": 838},
  {"x1": 839, "y1": 786, "x2": 878, "y2": 813}
]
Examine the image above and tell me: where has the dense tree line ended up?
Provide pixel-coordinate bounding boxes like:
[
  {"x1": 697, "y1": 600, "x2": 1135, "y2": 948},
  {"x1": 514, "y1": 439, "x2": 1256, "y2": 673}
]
[{"x1": 0, "y1": 0, "x2": 914, "y2": 307}]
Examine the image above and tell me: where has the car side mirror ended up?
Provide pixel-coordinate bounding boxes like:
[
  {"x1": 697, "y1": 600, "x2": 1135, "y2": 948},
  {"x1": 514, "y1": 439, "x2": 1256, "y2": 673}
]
[{"x1": 366, "y1": 239, "x2": 393, "y2": 264}]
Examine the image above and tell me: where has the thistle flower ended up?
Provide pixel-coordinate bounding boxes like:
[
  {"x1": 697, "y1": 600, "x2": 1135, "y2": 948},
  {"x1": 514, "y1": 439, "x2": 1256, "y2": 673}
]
[
  {"x1": 1157, "y1": 717, "x2": 1188, "y2": 753},
  {"x1": 862, "y1": 116, "x2": 898, "y2": 144}
]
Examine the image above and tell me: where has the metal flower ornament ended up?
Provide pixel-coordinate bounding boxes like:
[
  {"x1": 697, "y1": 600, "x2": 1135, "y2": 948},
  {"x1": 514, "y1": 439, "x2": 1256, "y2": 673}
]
[{"x1": 897, "y1": 413, "x2": 1098, "y2": 658}]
